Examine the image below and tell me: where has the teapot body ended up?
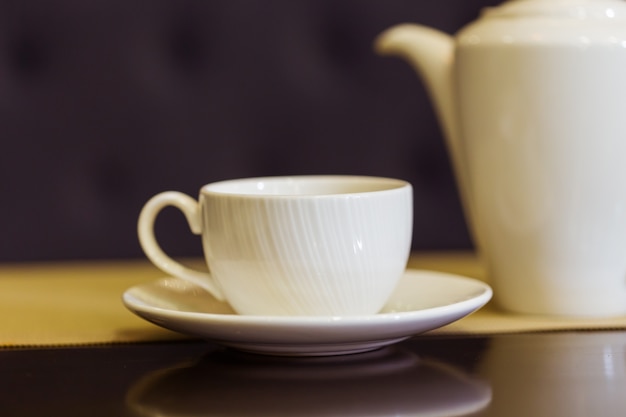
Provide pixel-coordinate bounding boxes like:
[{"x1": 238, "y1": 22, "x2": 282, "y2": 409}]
[
  {"x1": 454, "y1": 1, "x2": 626, "y2": 315},
  {"x1": 377, "y1": 0, "x2": 626, "y2": 315}
]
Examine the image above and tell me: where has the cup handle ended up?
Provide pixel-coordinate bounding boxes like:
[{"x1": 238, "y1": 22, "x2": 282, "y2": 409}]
[{"x1": 137, "y1": 191, "x2": 225, "y2": 301}]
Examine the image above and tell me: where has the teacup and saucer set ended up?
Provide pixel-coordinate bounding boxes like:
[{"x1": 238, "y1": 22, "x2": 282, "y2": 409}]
[
  {"x1": 128, "y1": 0, "x2": 626, "y2": 349},
  {"x1": 123, "y1": 176, "x2": 492, "y2": 356}
]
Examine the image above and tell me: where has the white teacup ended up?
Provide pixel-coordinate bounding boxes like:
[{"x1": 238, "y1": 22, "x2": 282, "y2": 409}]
[{"x1": 138, "y1": 176, "x2": 413, "y2": 316}]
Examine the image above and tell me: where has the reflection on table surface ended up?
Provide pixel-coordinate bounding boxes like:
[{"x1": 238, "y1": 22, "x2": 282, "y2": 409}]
[
  {"x1": 2, "y1": 331, "x2": 626, "y2": 416},
  {"x1": 128, "y1": 346, "x2": 490, "y2": 417}
]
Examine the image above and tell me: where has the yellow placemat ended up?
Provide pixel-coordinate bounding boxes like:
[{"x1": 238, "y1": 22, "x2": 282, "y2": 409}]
[
  {"x1": 0, "y1": 260, "x2": 186, "y2": 347},
  {"x1": 0, "y1": 253, "x2": 625, "y2": 348}
]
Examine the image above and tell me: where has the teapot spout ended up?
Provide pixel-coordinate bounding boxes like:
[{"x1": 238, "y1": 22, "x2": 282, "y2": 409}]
[
  {"x1": 375, "y1": 24, "x2": 457, "y2": 149},
  {"x1": 375, "y1": 24, "x2": 479, "y2": 247}
]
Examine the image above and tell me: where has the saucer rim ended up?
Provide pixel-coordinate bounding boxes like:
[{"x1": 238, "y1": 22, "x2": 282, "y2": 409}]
[
  {"x1": 122, "y1": 269, "x2": 492, "y2": 355},
  {"x1": 123, "y1": 269, "x2": 492, "y2": 324}
]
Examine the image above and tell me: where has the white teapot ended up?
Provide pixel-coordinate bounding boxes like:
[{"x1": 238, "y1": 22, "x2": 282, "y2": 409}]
[{"x1": 377, "y1": 0, "x2": 626, "y2": 317}]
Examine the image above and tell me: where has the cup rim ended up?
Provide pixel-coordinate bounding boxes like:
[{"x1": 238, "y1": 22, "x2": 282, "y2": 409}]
[{"x1": 200, "y1": 175, "x2": 410, "y2": 198}]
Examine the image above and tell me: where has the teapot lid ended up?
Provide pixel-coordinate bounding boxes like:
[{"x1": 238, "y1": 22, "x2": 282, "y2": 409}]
[
  {"x1": 459, "y1": 0, "x2": 626, "y2": 45},
  {"x1": 486, "y1": 0, "x2": 626, "y2": 19}
]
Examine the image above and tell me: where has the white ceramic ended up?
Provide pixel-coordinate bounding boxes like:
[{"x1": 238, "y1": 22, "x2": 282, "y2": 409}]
[
  {"x1": 122, "y1": 269, "x2": 493, "y2": 356},
  {"x1": 128, "y1": 347, "x2": 492, "y2": 416},
  {"x1": 376, "y1": 0, "x2": 626, "y2": 316},
  {"x1": 138, "y1": 176, "x2": 412, "y2": 317}
]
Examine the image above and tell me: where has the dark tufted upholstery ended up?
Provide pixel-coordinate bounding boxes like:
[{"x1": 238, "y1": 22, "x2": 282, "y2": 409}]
[{"x1": 0, "y1": 0, "x2": 499, "y2": 261}]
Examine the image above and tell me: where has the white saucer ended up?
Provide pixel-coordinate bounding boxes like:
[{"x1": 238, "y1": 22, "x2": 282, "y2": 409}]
[{"x1": 123, "y1": 269, "x2": 492, "y2": 356}]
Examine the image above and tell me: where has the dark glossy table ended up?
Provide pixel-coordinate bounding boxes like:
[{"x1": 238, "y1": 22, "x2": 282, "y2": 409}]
[{"x1": 3, "y1": 331, "x2": 625, "y2": 416}]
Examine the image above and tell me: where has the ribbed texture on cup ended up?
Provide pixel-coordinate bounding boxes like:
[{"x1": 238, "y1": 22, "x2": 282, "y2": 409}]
[{"x1": 202, "y1": 189, "x2": 412, "y2": 316}]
